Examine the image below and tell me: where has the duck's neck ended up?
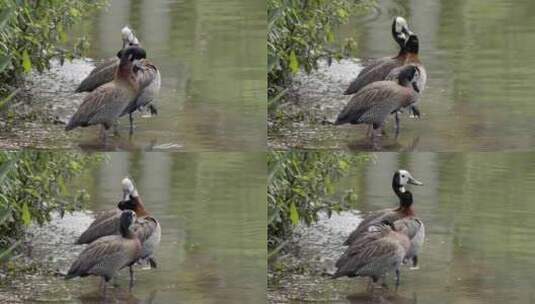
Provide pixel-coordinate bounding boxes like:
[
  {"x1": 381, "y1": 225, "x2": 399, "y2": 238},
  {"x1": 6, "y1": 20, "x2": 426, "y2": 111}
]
[
  {"x1": 120, "y1": 222, "x2": 135, "y2": 239},
  {"x1": 407, "y1": 52, "x2": 420, "y2": 62},
  {"x1": 132, "y1": 196, "x2": 149, "y2": 217},
  {"x1": 392, "y1": 182, "x2": 415, "y2": 216}
]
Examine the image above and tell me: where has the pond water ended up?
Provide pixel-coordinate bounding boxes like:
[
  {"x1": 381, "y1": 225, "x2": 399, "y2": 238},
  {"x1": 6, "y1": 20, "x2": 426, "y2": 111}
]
[
  {"x1": 269, "y1": 152, "x2": 535, "y2": 303},
  {"x1": 269, "y1": 0, "x2": 535, "y2": 151},
  {"x1": 2, "y1": 152, "x2": 266, "y2": 303},
  {"x1": 1, "y1": 0, "x2": 265, "y2": 151}
]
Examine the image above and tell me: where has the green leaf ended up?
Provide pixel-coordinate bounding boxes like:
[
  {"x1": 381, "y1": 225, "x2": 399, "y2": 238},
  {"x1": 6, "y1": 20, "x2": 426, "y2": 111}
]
[
  {"x1": 0, "y1": 239, "x2": 22, "y2": 262},
  {"x1": 22, "y1": 50, "x2": 31, "y2": 73},
  {"x1": 289, "y1": 202, "x2": 299, "y2": 225},
  {"x1": 21, "y1": 203, "x2": 31, "y2": 225},
  {"x1": 0, "y1": 88, "x2": 20, "y2": 110},
  {"x1": 288, "y1": 50, "x2": 299, "y2": 74},
  {"x1": 0, "y1": 160, "x2": 14, "y2": 185}
]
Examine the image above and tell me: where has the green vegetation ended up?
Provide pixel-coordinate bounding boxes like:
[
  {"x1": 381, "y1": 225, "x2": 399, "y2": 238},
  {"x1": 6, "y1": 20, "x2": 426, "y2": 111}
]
[
  {"x1": 0, "y1": 0, "x2": 106, "y2": 105},
  {"x1": 267, "y1": 0, "x2": 373, "y2": 108},
  {"x1": 268, "y1": 152, "x2": 370, "y2": 256},
  {"x1": 0, "y1": 152, "x2": 102, "y2": 262}
]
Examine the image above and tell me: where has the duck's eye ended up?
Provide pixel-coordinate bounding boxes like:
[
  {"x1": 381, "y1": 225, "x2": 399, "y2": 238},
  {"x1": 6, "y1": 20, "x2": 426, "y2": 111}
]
[{"x1": 401, "y1": 175, "x2": 405, "y2": 178}]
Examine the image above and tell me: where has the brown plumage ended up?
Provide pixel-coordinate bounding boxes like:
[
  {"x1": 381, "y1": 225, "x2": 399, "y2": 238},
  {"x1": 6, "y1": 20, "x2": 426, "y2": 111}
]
[
  {"x1": 65, "y1": 46, "x2": 147, "y2": 135},
  {"x1": 344, "y1": 17, "x2": 413, "y2": 96},
  {"x1": 75, "y1": 27, "x2": 140, "y2": 93},
  {"x1": 335, "y1": 65, "x2": 421, "y2": 137},
  {"x1": 333, "y1": 221, "x2": 411, "y2": 288},
  {"x1": 66, "y1": 210, "x2": 142, "y2": 289}
]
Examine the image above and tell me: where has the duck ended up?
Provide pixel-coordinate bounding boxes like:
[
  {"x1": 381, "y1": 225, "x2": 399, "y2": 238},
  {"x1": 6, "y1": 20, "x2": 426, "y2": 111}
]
[
  {"x1": 65, "y1": 46, "x2": 147, "y2": 138},
  {"x1": 117, "y1": 182, "x2": 161, "y2": 268},
  {"x1": 66, "y1": 210, "x2": 142, "y2": 290},
  {"x1": 385, "y1": 33, "x2": 427, "y2": 117},
  {"x1": 116, "y1": 48, "x2": 161, "y2": 135},
  {"x1": 343, "y1": 17, "x2": 413, "y2": 96},
  {"x1": 75, "y1": 26, "x2": 140, "y2": 93},
  {"x1": 333, "y1": 220, "x2": 411, "y2": 288},
  {"x1": 76, "y1": 177, "x2": 140, "y2": 245},
  {"x1": 334, "y1": 65, "x2": 421, "y2": 138},
  {"x1": 343, "y1": 170, "x2": 422, "y2": 246}
]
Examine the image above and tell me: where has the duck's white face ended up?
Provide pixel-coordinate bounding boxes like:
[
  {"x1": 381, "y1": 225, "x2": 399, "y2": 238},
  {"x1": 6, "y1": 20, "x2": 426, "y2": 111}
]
[
  {"x1": 397, "y1": 169, "x2": 423, "y2": 190},
  {"x1": 121, "y1": 26, "x2": 140, "y2": 47},
  {"x1": 394, "y1": 17, "x2": 410, "y2": 42},
  {"x1": 121, "y1": 177, "x2": 138, "y2": 200}
]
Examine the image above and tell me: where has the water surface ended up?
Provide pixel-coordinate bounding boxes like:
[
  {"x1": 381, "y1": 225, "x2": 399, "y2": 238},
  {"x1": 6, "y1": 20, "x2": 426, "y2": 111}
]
[
  {"x1": 269, "y1": 152, "x2": 535, "y2": 303},
  {"x1": 1, "y1": 0, "x2": 266, "y2": 151},
  {"x1": 269, "y1": 0, "x2": 535, "y2": 151},
  {"x1": 2, "y1": 152, "x2": 266, "y2": 303}
]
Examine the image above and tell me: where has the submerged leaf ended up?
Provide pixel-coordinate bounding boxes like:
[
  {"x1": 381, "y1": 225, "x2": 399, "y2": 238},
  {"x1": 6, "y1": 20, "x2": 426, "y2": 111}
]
[
  {"x1": 22, "y1": 50, "x2": 31, "y2": 73},
  {"x1": 21, "y1": 203, "x2": 31, "y2": 225},
  {"x1": 289, "y1": 50, "x2": 299, "y2": 74},
  {"x1": 289, "y1": 202, "x2": 299, "y2": 225}
]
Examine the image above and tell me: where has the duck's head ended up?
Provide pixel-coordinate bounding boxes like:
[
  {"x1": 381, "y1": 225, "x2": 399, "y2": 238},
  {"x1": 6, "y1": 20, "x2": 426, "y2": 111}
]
[
  {"x1": 393, "y1": 169, "x2": 422, "y2": 193},
  {"x1": 397, "y1": 65, "x2": 421, "y2": 92},
  {"x1": 392, "y1": 17, "x2": 413, "y2": 48},
  {"x1": 120, "y1": 177, "x2": 138, "y2": 201},
  {"x1": 117, "y1": 46, "x2": 146, "y2": 62},
  {"x1": 121, "y1": 26, "x2": 140, "y2": 48},
  {"x1": 119, "y1": 210, "x2": 136, "y2": 237}
]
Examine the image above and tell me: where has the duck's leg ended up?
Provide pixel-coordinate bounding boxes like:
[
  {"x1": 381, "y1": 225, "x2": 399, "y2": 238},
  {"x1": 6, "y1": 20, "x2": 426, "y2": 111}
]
[
  {"x1": 410, "y1": 105, "x2": 421, "y2": 118},
  {"x1": 99, "y1": 125, "x2": 107, "y2": 142},
  {"x1": 148, "y1": 104, "x2": 158, "y2": 116},
  {"x1": 148, "y1": 257, "x2": 158, "y2": 269},
  {"x1": 394, "y1": 112, "x2": 401, "y2": 138},
  {"x1": 112, "y1": 122, "x2": 120, "y2": 136},
  {"x1": 410, "y1": 256, "x2": 419, "y2": 270},
  {"x1": 129, "y1": 113, "x2": 134, "y2": 135},
  {"x1": 395, "y1": 269, "x2": 401, "y2": 289},
  {"x1": 129, "y1": 265, "x2": 135, "y2": 289}
]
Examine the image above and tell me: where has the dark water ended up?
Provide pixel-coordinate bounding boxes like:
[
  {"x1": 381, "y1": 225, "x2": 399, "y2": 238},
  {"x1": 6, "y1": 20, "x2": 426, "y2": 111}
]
[
  {"x1": 269, "y1": 152, "x2": 535, "y2": 303},
  {"x1": 269, "y1": 0, "x2": 535, "y2": 151},
  {"x1": 2, "y1": 152, "x2": 266, "y2": 303},
  {"x1": 1, "y1": 0, "x2": 266, "y2": 151}
]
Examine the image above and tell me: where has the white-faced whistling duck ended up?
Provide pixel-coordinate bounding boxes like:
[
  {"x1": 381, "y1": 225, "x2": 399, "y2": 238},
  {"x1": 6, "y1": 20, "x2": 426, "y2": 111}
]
[
  {"x1": 75, "y1": 177, "x2": 141, "y2": 245},
  {"x1": 117, "y1": 177, "x2": 161, "y2": 268},
  {"x1": 116, "y1": 48, "x2": 161, "y2": 135},
  {"x1": 65, "y1": 46, "x2": 147, "y2": 138},
  {"x1": 66, "y1": 210, "x2": 142, "y2": 291},
  {"x1": 75, "y1": 26, "x2": 140, "y2": 93},
  {"x1": 343, "y1": 169, "x2": 425, "y2": 268},
  {"x1": 335, "y1": 65, "x2": 422, "y2": 138},
  {"x1": 343, "y1": 17, "x2": 413, "y2": 96}
]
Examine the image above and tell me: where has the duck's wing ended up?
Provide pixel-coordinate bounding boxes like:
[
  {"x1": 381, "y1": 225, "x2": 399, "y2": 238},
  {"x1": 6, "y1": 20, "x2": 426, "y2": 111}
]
[
  {"x1": 133, "y1": 216, "x2": 161, "y2": 259},
  {"x1": 121, "y1": 60, "x2": 161, "y2": 116},
  {"x1": 342, "y1": 208, "x2": 396, "y2": 245},
  {"x1": 75, "y1": 58, "x2": 119, "y2": 93},
  {"x1": 344, "y1": 58, "x2": 403, "y2": 95},
  {"x1": 76, "y1": 213, "x2": 121, "y2": 244}
]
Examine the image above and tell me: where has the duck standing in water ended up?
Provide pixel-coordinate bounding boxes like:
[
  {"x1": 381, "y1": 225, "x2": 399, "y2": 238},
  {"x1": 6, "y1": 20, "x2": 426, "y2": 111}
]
[
  {"x1": 65, "y1": 46, "x2": 147, "y2": 138},
  {"x1": 344, "y1": 17, "x2": 413, "y2": 96},
  {"x1": 117, "y1": 48, "x2": 161, "y2": 135},
  {"x1": 333, "y1": 220, "x2": 411, "y2": 289},
  {"x1": 343, "y1": 169, "x2": 425, "y2": 268},
  {"x1": 66, "y1": 210, "x2": 142, "y2": 290},
  {"x1": 335, "y1": 65, "x2": 422, "y2": 138}
]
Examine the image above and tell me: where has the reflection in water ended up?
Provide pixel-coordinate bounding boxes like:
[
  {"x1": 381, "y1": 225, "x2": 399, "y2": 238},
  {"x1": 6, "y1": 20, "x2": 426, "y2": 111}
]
[
  {"x1": 271, "y1": 0, "x2": 535, "y2": 151},
  {"x1": 78, "y1": 288, "x2": 157, "y2": 304},
  {"x1": 270, "y1": 153, "x2": 535, "y2": 303}
]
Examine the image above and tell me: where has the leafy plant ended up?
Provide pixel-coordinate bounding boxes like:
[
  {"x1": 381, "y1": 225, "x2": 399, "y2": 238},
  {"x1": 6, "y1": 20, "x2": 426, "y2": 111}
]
[
  {"x1": 267, "y1": 0, "x2": 373, "y2": 102},
  {"x1": 268, "y1": 151, "x2": 370, "y2": 255},
  {"x1": 0, "y1": 0, "x2": 106, "y2": 101},
  {"x1": 0, "y1": 152, "x2": 102, "y2": 261}
]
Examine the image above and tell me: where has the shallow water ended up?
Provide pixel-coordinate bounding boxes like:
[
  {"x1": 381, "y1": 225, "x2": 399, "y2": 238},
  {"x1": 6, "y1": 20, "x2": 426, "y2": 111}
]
[
  {"x1": 1, "y1": 0, "x2": 265, "y2": 151},
  {"x1": 2, "y1": 152, "x2": 266, "y2": 303},
  {"x1": 269, "y1": 0, "x2": 535, "y2": 151},
  {"x1": 269, "y1": 152, "x2": 535, "y2": 303}
]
